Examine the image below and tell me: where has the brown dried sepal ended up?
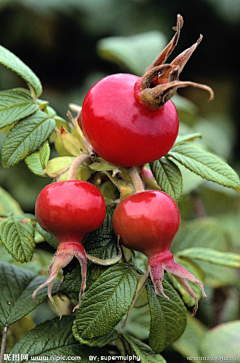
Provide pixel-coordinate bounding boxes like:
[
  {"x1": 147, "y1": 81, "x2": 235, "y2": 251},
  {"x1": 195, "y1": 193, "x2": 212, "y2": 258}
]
[{"x1": 137, "y1": 14, "x2": 214, "y2": 109}]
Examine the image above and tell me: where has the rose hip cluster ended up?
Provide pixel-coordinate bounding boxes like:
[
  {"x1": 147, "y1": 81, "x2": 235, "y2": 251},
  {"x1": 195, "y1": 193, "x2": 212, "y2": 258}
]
[{"x1": 34, "y1": 15, "x2": 211, "y2": 316}]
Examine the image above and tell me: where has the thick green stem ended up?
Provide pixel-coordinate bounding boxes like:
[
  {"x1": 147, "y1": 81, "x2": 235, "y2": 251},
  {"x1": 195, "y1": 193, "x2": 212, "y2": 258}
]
[{"x1": 68, "y1": 154, "x2": 89, "y2": 180}]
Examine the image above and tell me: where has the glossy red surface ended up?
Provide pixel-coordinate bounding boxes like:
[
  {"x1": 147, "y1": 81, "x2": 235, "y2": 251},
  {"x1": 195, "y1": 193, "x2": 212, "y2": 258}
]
[
  {"x1": 112, "y1": 190, "x2": 180, "y2": 258},
  {"x1": 35, "y1": 180, "x2": 106, "y2": 244},
  {"x1": 81, "y1": 74, "x2": 179, "y2": 167}
]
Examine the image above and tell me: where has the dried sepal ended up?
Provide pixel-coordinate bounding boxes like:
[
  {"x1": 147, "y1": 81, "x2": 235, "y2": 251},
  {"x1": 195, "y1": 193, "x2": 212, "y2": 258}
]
[{"x1": 137, "y1": 14, "x2": 214, "y2": 109}]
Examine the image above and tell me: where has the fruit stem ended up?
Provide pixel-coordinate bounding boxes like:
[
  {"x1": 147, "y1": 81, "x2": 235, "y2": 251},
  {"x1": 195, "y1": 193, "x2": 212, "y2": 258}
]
[
  {"x1": 86, "y1": 237, "x2": 122, "y2": 265},
  {"x1": 128, "y1": 166, "x2": 145, "y2": 193},
  {"x1": 68, "y1": 154, "x2": 90, "y2": 180}
]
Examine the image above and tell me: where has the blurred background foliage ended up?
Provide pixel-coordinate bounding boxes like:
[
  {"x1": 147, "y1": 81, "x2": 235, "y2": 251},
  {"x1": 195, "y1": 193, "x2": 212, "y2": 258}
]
[{"x1": 0, "y1": 1, "x2": 240, "y2": 361}]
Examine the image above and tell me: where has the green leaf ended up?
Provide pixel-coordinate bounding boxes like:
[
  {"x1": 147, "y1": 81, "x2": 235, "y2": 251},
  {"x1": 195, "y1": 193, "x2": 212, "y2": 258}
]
[
  {"x1": 97, "y1": 31, "x2": 167, "y2": 76},
  {"x1": 122, "y1": 304, "x2": 150, "y2": 341},
  {"x1": 10, "y1": 315, "x2": 106, "y2": 362},
  {"x1": 72, "y1": 263, "x2": 138, "y2": 345},
  {"x1": 170, "y1": 219, "x2": 237, "y2": 288},
  {"x1": 122, "y1": 333, "x2": 166, "y2": 363},
  {"x1": 176, "y1": 247, "x2": 240, "y2": 268},
  {"x1": 44, "y1": 156, "x2": 75, "y2": 178},
  {"x1": 83, "y1": 206, "x2": 118, "y2": 259},
  {"x1": 0, "y1": 45, "x2": 42, "y2": 97},
  {"x1": 1, "y1": 111, "x2": 55, "y2": 167},
  {"x1": 0, "y1": 88, "x2": 38, "y2": 129},
  {"x1": 146, "y1": 280, "x2": 187, "y2": 353},
  {"x1": 173, "y1": 312, "x2": 206, "y2": 361},
  {"x1": 60, "y1": 126, "x2": 87, "y2": 156},
  {"x1": 0, "y1": 215, "x2": 35, "y2": 262},
  {"x1": 150, "y1": 157, "x2": 182, "y2": 202},
  {"x1": 66, "y1": 207, "x2": 119, "y2": 294},
  {"x1": 171, "y1": 218, "x2": 230, "y2": 254},
  {"x1": 175, "y1": 132, "x2": 202, "y2": 145},
  {"x1": 25, "y1": 141, "x2": 50, "y2": 176},
  {"x1": 199, "y1": 321, "x2": 240, "y2": 359},
  {"x1": 168, "y1": 142, "x2": 240, "y2": 190},
  {"x1": 0, "y1": 187, "x2": 23, "y2": 215},
  {"x1": 0, "y1": 262, "x2": 60, "y2": 326}
]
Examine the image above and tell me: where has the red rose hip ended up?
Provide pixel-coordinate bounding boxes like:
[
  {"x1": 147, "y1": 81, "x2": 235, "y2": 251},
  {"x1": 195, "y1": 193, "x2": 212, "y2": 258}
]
[
  {"x1": 112, "y1": 190, "x2": 206, "y2": 315},
  {"x1": 81, "y1": 73, "x2": 179, "y2": 167},
  {"x1": 33, "y1": 180, "x2": 106, "y2": 316}
]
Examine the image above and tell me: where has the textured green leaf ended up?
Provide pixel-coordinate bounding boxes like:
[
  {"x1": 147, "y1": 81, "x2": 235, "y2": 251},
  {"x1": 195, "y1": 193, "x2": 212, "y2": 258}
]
[
  {"x1": 97, "y1": 31, "x2": 167, "y2": 76},
  {"x1": 0, "y1": 88, "x2": 38, "y2": 129},
  {"x1": 146, "y1": 280, "x2": 187, "y2": 353},
  {"x1": 72, "y1": 264, "x2": 138, "y2": 344},
  {"x1": 0, "y1": 45, "x2": 42, "y2": 97},
  {"x1": 1, "y1": 111, "x2": 55, "y2": 167},
  {"x1": 0, "y1": 215, "x2": 35, "y2": 262},
  {"x1": 122, "y1": 333, "x2": 166, "y2": 363},
  {"x1": 25, "y1": 141, "x2": 50, "y2": 176},
  {"x1": 0, "y1": 262, "x2": 60, "y2": 326},
  {"x1": 0, "y1": 187, "x2": 23, "y2": 215},
  {"x1": 150, "y1": 157, "x2": 182, "y2": 202},
  {"x1": 199, "y1": 321, "x2": 240, "y2": 359},
  {"x1": 168, "y1": 142, "x2": 240, "y2": 190},
  {"x1": 83, "y1": 206, "x2": 118, "y2": 259},
  {"x1": 10, "y1": 315, "x2": 106, "y2": 362},
  {"x1": 71, "y1": 328, "x2": 118, "y2": 349},
  {"x1": 176, "y1": 247, "x2": 240, "y2": 268}
]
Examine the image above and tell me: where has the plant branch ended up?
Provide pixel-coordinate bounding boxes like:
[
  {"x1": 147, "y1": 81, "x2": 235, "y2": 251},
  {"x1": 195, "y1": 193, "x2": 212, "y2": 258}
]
[{"x1": 0, "y1": 326, "x2": 8, "y2": 363}]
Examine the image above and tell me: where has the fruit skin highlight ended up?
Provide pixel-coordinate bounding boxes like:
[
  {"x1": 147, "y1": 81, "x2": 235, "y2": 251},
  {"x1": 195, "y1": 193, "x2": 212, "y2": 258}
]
[
  {"x1": 81, "y1": 73, "x2": 179, "y2": 167},
  {"x1": 112, "y1": 190, "x2": 206, "y2": 315},
  {"x1": 33, "y1": 180, "x2": 106, "y2": 317}
]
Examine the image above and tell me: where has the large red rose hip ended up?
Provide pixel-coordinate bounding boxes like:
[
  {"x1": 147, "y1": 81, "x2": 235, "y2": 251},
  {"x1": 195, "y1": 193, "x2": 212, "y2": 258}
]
[{"x1": 81, "y1": 73, "x2": 179, "y2": 167}]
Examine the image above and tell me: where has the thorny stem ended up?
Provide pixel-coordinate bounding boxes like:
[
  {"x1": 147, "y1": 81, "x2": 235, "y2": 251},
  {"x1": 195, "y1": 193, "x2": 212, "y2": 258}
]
[
  {"x1": 128, "y1": 166, "x2": 145, "y2": 193},
  {"x1": 67, "y1": 154, "x2": 90, "y2": 180},
  {"x1": 0, "y1": 326, "x2": 8, "y2": 363}
]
